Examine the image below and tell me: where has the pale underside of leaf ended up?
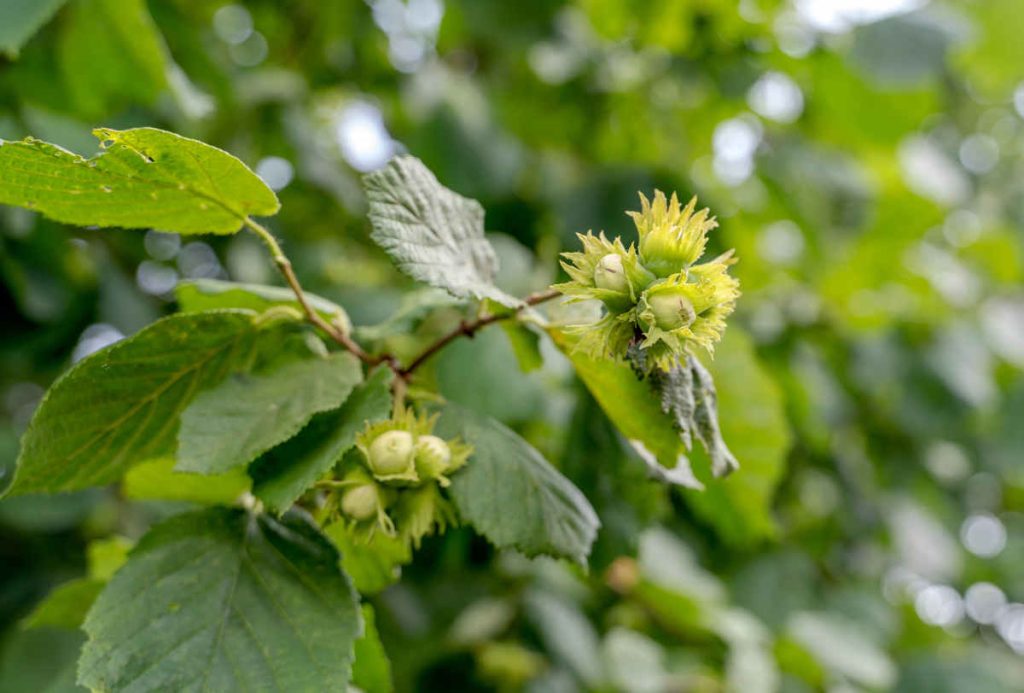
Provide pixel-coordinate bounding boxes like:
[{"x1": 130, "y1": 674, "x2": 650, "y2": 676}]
[
  {"x1": 78, "y1": 508, "x2": 362, "y2": 692},
  {"x1": 0, "y1": 127, "x2": 278, "y2": 235},
  {"x1": 363, "y1": 155, "x2": 520, "y2": 307}
]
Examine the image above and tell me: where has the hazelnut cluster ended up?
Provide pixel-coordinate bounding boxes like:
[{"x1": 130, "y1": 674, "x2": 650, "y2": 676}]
[
  {"x1": 554, "y1": 191, "x2": 740, "y2": 371},
  {"x1": 329, "y1": 408, "x2": 471, "y2": 546}
]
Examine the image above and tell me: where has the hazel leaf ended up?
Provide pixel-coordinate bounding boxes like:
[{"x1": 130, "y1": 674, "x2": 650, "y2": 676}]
[
  {"x1": 0, "y1": 127, "x2": 278, "y2": 235},
  {"x1": 78, "y1": 508, "x2": 362, "y2": 692},
  {"x1": 363, "y1": 156, "x2": 520, "y2": 307},
  {"x1": 6, "y1": 310, "x2": 279, "y2": 497},
  {"x1": 176, "y1": 352, "x2": 363, "y2": 476},
  {"x1": 437, "y1": 404, "x2": 599, "y2": 565}
]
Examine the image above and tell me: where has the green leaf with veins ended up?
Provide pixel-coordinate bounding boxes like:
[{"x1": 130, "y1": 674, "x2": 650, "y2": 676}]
[
  {"x1": 6, "y1": 310, "x2": 279, "y2": 497},
  {"x1": 0, "y1": 127, "x2": 278, "y2": 235},
  {"x1": 78, "y1": 508, "x2": 362, "y2": 692},
  {"x1": 437, "y1": 404, "x2": 599, "y2": 564},
  {"x1": 176, "y1": 278, "x2": 352, "y2": 333},
  {"x1": 251, "y1": 367, "x2": 393, "y2": 513},
  {"x1": 363, "y1": 155, "x2": 520, "y2": 307},
  {"x1": 176, "y1": 352, "x2": 363, "y2": 476}
]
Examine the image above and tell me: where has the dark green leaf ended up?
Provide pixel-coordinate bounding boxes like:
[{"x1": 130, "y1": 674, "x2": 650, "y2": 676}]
[
  {"x1": 251, "y1": 367, "x2": 393, "y2": 512},
  {"x1": 78, "y1": 508, "x2": 362, "y2": 692},
  {"x1": 438, "y1": 404, "x2": 599, "y2": 564},
  {"x1": 0, "y1": 628, "x2": 85, "y2": 692},
  {"x1": 363, "y1": 156, "x2": 519, "y2": 307},
  {"x1": 7, "y1": 310, "x2": 274, "y2": 496},
  {"x1": 176, "y1": 352, "x2": 363, "y2": 475},
  {"x1": 0, "y1": 128, "x2": 279, "y2": 235}
]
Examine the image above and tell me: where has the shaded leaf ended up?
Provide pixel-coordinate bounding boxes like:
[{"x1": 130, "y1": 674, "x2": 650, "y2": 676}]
[
  {"x1": 176, "y1": 278, "x2": 351, "y2": 333},
  {"x1": 0, "y1": 128, "x2": 278, "y2": 235},
  {"x1": 23, "y1": 536, "x2": 130, "y2": 631},
  {"x1": 0, "y1": 628, "x2": 85, "y2": 692},
  {"x1": 363, "y1": 156, "x2": 518, "y2": 307},
  {"x1": 7, "y1": 310, "x2": 274, "y2": 496},
  {"x1": 79, "y1": 508, "x2": 362, "y2": 692},
  {"x1": 324, "y1": 521, "x2": 411, "y2": 594},
  {"x1": 552, "y1": 330, "x2": 695, "y2": 485},
  {"x1": 0, "y1": 0, "x2": 67, "y2": 55},
  {"x1": 58, "y1": 0, "x2": 167, "y2": 117},
  {"x1": 437, "y1": 404, "x2": 599, "y2": 564},
  {"x1": 251, "y1": 367, "x2": 393, "y2": 513},
  {"x1": 352, "y1": 604, "x2": 393, "y2": 693},
  {"x1": 685, "y1": 330, "x2": 791, "y2": 547},
  {"x1": 22, "y1": 579, "x2": 103, "y2": 631},
  {"x1": 177, "y1": 352, "x2": 363, "y2": 475}
]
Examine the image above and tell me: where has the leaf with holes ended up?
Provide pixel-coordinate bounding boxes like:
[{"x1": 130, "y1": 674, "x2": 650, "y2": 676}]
[
  {"x1": 0, "y1": 127, "x2": 278, "y2": 234},
  {"x1": 6, "y1": 310, "x2": 280, "y2": 497},
  {"x1": 363, "y1": 156, "x2": 519, "y2": 307},
  {"x1": 78, "y1": 508, "x2": 362, "y2": 691},
  {"x1": 437, "y1": 404, "x2": 599, "y2": 564},
  {"x1": 176, "y1": 352, "x2": 363, "y2": 476}
]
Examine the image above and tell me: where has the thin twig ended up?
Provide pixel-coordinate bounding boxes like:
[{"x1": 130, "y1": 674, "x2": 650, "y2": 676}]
[
  {"x1": 399, "y1": 288, "x2": 560, "y2": 378},
  {"x1": 244, "y1": 218, "x2": 381, "y2": 364}
]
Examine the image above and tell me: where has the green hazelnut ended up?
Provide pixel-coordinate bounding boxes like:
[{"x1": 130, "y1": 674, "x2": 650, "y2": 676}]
[
  {"x1": 340, "y1": 483, "x2": 381, "y2": 522},
  {"x1": 367, "y1": 429, "x2": 415, "y2": 476},
  {"x1": 415, "y1": 435, "x2": 452, "y2": 479},
  {"x1": 593, "y1": 253, "x2": 630, "y2": 293},
  {"x1": 647, "y1": 292, "x2": 696, "y2": 331}
]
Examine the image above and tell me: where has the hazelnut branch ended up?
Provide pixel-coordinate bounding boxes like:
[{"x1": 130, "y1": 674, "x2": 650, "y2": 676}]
[
  {"x1": 245, "y1": 218, "x2": 383, "y2": 366},
  {"x1": 247, "y1": 216, "x2": 557, "y2": 387},
  {"x1": 398, "y1": 288, "x2": 560, "y2": 378}
]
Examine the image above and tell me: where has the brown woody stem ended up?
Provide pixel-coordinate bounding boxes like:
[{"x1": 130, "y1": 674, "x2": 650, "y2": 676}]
[{"x1": 398, "y1": 288, "x2": 560, "y2": 378}]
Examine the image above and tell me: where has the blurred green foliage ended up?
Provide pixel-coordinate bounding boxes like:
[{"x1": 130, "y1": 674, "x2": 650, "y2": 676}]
[{"x1": 1, "y1": 0, "x2": 1024, "y2": 690}]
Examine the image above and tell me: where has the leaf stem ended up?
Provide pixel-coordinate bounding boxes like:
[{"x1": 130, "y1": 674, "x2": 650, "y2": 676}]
[
  {"x1": 399, "y1": 288, "x2": 560, "y2": 378},
  {"x1": 246, "y1": 214, "x2": 559, "y2": 385},
  {"x1": 244, "y1": 218, "x2": 378, "y2": 365}
]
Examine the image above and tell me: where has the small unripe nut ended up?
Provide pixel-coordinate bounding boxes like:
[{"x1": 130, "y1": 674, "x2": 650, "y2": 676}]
[
  {"x1": 415, "y1": 435, "x2": 452, "y2": 479},
  {"x1": 593, "y1": 253, "x2": 629, "y2": 293},
  {"x1": 368, "y1": 430, "x2": 415, "y2": 476},
  {"x1": 340, "y1": 483, "x2": 381, "y2": 522},
  {"x1": 647, "y1": 292, "x2": 696, "y2": 331}
]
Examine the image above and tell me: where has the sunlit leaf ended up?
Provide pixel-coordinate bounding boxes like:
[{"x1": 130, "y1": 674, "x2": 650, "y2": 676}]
[{"x1": 0, "y1": 128, "x2": 278, "y2": 235}]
